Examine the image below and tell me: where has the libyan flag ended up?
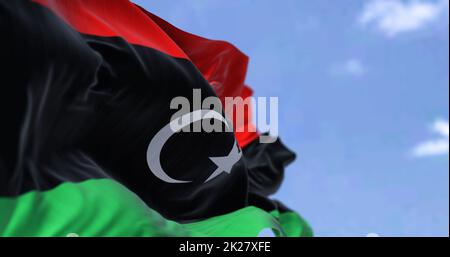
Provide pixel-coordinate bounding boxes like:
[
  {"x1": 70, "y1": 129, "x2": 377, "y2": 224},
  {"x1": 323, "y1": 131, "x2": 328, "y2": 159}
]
[{"x1": 0, "y1": 0, "x2": 312, "y2": 237}]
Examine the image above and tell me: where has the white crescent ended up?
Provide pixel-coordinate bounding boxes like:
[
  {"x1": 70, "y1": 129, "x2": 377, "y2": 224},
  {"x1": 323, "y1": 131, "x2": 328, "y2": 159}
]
[{"x1": 146, "y1": 109, "x2": 232, "y2": 183}]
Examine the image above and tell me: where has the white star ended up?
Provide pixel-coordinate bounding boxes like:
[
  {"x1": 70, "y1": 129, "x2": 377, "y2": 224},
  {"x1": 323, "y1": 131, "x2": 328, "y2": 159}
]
[{"x1": 206, "y1": 140, "x2": 242, "y2": 182}]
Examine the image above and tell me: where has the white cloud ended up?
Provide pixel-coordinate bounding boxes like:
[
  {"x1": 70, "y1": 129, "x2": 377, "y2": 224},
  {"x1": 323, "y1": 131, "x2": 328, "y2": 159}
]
[
  {"x1": 412, "y1": 119, "x2": 449, "y2": 157},
  {"x1": 331, "y1": 59, "x2": 366, "y2": 77},
  {"x1": 359, "y1": 0, "x2": 449, "y2": 37},
  {"x1": 433, "y1": 119, "x2": 450, "y2": 137}
]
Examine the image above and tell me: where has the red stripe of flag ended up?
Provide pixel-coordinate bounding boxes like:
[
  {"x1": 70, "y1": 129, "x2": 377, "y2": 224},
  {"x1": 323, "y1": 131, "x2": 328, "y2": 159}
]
[{"x1": 33, "y1": 0, "x2": 188, "y2": 59}]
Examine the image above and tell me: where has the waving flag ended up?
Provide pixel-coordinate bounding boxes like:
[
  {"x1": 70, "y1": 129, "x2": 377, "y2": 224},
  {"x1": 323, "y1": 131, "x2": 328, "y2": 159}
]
[{"x1": 0, "y1": 0, "x2": 312, "y2": 237}]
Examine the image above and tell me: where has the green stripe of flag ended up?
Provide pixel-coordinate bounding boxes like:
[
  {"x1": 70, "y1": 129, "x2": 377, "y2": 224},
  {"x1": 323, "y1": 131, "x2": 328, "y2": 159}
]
[{"x1": 0, "y1": 179, "x2": 310, "y2": 237}]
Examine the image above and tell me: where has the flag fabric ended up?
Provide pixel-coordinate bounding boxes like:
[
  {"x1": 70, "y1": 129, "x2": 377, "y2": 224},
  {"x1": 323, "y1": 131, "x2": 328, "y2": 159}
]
[{"x1": 0, "y1": 0, "x2": 312, "y2": 237}]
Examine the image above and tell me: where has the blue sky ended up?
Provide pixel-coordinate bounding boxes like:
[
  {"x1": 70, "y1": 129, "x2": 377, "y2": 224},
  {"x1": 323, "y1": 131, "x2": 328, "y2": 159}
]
[{"x1": 135, "y1": 0, "x2": 449, "y2": 236}]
